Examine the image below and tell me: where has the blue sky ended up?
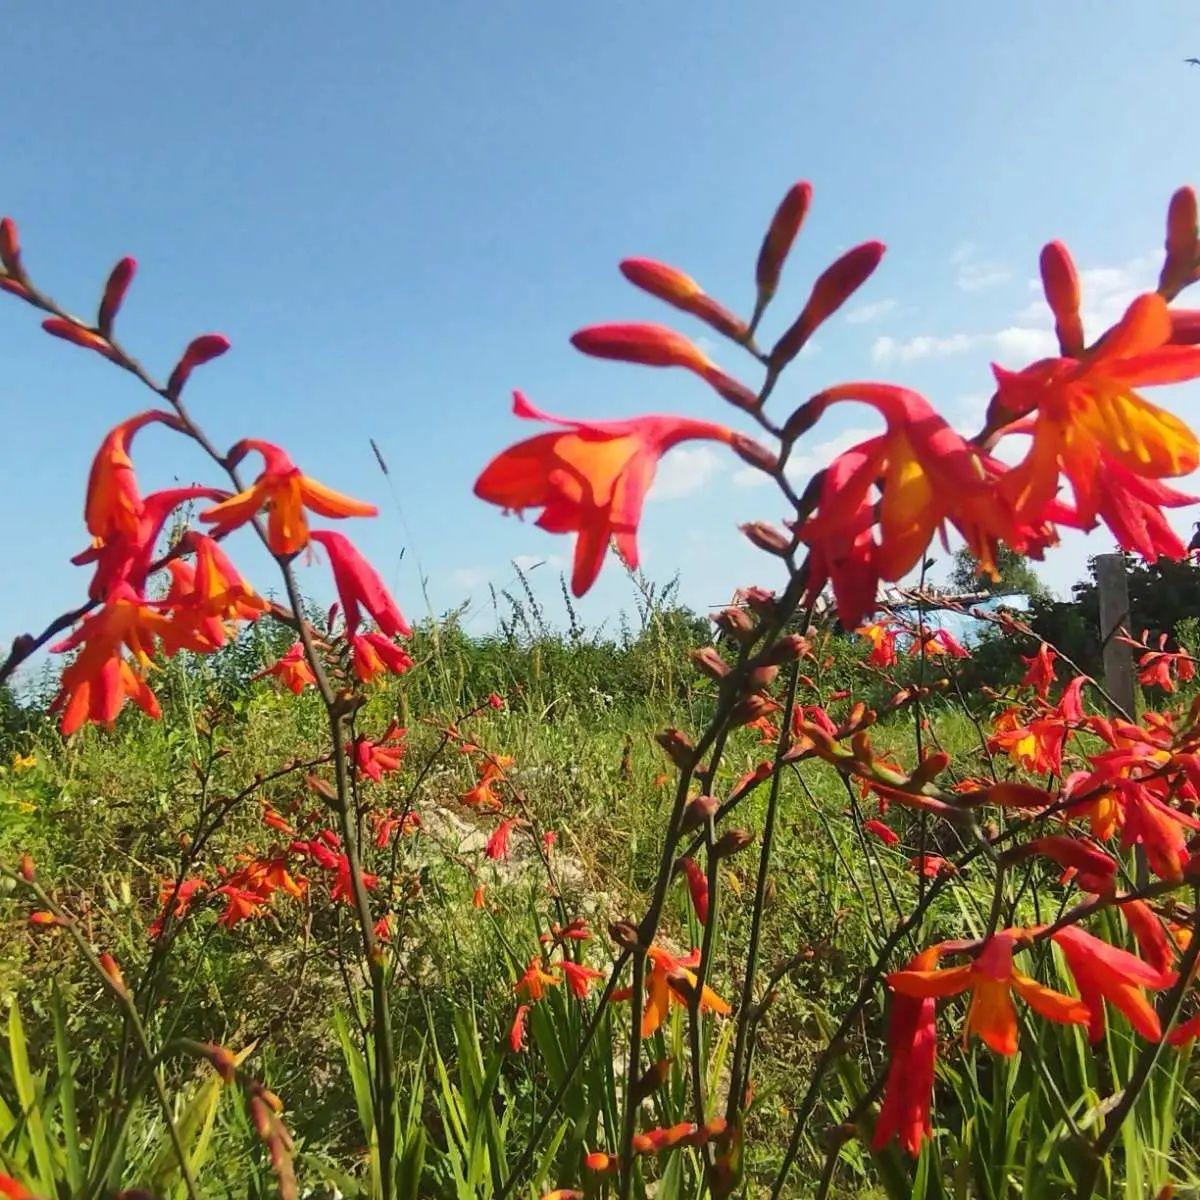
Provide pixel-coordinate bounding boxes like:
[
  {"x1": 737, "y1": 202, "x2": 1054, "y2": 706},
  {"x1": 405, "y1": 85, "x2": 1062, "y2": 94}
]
[{"x1": 3, "y1": 2, "x2": 1199, "y2": 675}]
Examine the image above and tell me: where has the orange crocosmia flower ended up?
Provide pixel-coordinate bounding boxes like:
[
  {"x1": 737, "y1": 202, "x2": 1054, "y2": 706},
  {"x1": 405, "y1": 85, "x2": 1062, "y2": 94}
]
[
  {"x1": 1121, "y1": 899, "x2": 1175, "y2": 976},
  {"x1": 461, "y1": 758, "x2": 511, "y2": 810},
  {"x1": 991, "y1": 291, "x2": 1200, "y2": 529},
  {"x1": 310, "y1": 531, "x2": 411, "y2": 638},
  {"x1": 561, "y1": 959, "x2": 605, "y2": 998},
  {"x1": 0, "y1": 1172, "x2": 36, "y2": 1200},
  {"x1": 160, "y1": 534, "x2": 267, "y2": 655},
  {"x1": 349, "y1": 631, "x2": 414, "y2": 683},
  {"x1": 352, "y1": 724, "x2": 406, "y2": 783},
  {"x1": 1051, "y1": 925, "x2": 1175, "y2": 1043},
  {"x1": 509, "y1": 1005, "x2": 530, "y2": 1053},
  {"x1": 49, "y1": 583, "x2": 172, "y2": 734},
  {"x1": 857, "y1": 620, "x2": 898, "y2": 668},
  {"x1": 474, "y1": 391, "x2": 734, "y2": 596},
  {"x1": 515, "y1": 957, "x2": 560, "y2": 1001},
  {"x1": 889, "y1": 929, "x2": 1088, "y2": 1055},
  {"x1": 874, "y1": 945, "x2": 940, "y2": 1157},
  {"x1": 201, "y1": 439, "x2": 377, "y2": 556},
  {"x1": 795, "y1": 383, "x2": 1045, "y2": 586},
  {"x1": 1020, "y1": 835, "x2": 1117, "y2": 895},
  {"x1": 1019, "y1": 644, "x2": 1058, "y2": 697},
  {"x1": 84, "y1": 410, "x2": 180, "y2": 542},
  {"x1": 251, "y1": 642, "x2": 316, "y2": 695},
  {"x1": 329, "y1": 855, "x2": 378, "y2": 906},
  {"x1": 485, "y1": 817, "x2": 519, "y2": 862},
  {"x1": 617, "y1": 945, "x2": 731, "y2": 1038}
]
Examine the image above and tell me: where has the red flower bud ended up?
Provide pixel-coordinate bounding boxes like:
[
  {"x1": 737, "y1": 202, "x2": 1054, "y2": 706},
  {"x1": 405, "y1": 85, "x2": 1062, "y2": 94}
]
[
  {"x1": 712, "y1": 829, "x2": 754, "y2": 859},
  {"x1": 702, "y1": 366, "x2": 760, "y2": 411},
  {"x1": 656, "y1": 727, "x2": 696, "y2": 769},
  {"x1": 740, "y1": 521, "x2": 793, "y2": 556},
  {"x1": 18, "y1": 853, "x2": 34, "y2": 882},
  {"x1": 98, "y1": 257, "x2": 137, "y2": 335},
  {"x1": 690, "y1": 646, "x2": 731, "y2": 680},
  {"x1": 42, "y1": 318, "x2": 116, "y2": 359},
  {"x1": 676, "y1": 856, "x2": 710, "y2": 924},
  {"x1": 167, "y1": 333, "x2": 231, "y2": 397},
  {"x1": 0, "y1": 217, "x2": 22, "y2": 276},
  {"x1": 762, "y1": 634, "x2": 811, "y2": 664},
  {"x1": 620, "y1": 258, "x2": 748, "y2": 341},
  {"x1": 1160, "y1": 186, "x2": 1199, "y2": 295},
  {"x1": 680, "y1": 793, "x2": 720, "y2": 831},
  {"x1": 731, "y1": 434, "x2": 778, "y2": 476},
  {"x1": 1170, "y1": 309, "x2": 1200, "y2": 345},
  {"x1": 99, "y1": 952, "x2": 129, "y2": 997},
  {"x1": 1039, "y1": 241, "x2": 1084, "y2": 357},
  {"x1": 712, "y1": 606, "x2": 756, "y2": 642},
  {"x1": 769, "y1": 241, "x2": 886, "y2": 370},
  {"x1": 755, "y1": 182, "x2": 813, "y2": 302},
  {"x1": 571, "y1": 322, "x2": 711, "y2": 372}
]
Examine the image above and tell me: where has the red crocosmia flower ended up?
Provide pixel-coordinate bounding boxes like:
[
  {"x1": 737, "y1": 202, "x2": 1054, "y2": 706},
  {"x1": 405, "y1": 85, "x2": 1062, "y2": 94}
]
[
  {"x1": 29, "y1": 911, "x2": 65, "y2": 928},
  {"x1": 515, "y1": 957, "x2": 560, "y2": 1001},
  {"x1": 263, "y1": 806, "x2": 295, "y2": 836},
  {"x1": 1168, "y1": 1011, "x2": 1200, "y2": 1046},
  {"x1": 1019, "y1": 644, "x2": 1058, "y2": 697},
  {"x1": 542, "y1": 830, "x2": 557, "y2": 850},
  {"x1": 1135, "y1": 635, "x2": 1197, "y2": 692},
  {"x1": 795, "y1": 384, "x2": 1038, "y2": 589},
  {"x1": 330, "y1": 855, "x2": 378, "y2": 906},
  {"x1": 509, "y1": 1004, "x2": 530, "y2": 1052},
  {"x1": 569, "y1": 324, "x2": 756, "y2": 409},
  {"x1": 461, "y1": 758, "x2": 511, "y2": 811},
  {"x1": 473, "y1": 884, "x2": 485, "y2": 909},
  {"x1": 677, "y1": 856, "x2": 709, "y2": 923},
  {"x1": 584, "y1": 1151, "x2": 618, "y2": 1175},
  {"x1": 857, "y1": 620, "x2": 898, "y2": 668},
  {"x1": 561, "y1": 959, "x2": 605, "y2": 998},
  {"x1": 84, "y1": 410, "x2": 180, "y2": 542},
  {"x1": 374, "y1": 914, "x2": 393, "y2": 942},
  {"x1": 874, "y1": 945, "x2": 940, "y2": 1157},
  {"x1": 349, "y1": 631, "x2": 414, "y2": 683},
  {"x1": 310, "y1": 531, "x2": 411, "y2": 638},
  {"x1": 619, "y1": 259, "x2": 747, "y2": 341},
  {"x1": 1121, "y1": 899, "x2": 1175, "y2": 976},
  {"x1": 160, "y1": 534, "x2": 267, "y2": 654},
  {"x1": 1021, "y1": 835, "x2": 1117, "y2": 895},
  {"x1": 486, "y1": 817, "x2": 519, "y2": 862},
  {"x1": 864, "y1": 818, "x2": 900, "y2": 846},
  {"x1": 487, "y1": 692, "x2": 505, "y2": 710},
  {"x1": 371, "y1": 808, "x2": 419, "y2": 847},
  {"x1": 911, "y1": 628, "x2": 969, "y2": 659},
  {"x1": 49, "y1": 583, "x2": 173, "y2": 734},
  {"x1": 0, "y1": 1173, "x2": 36, "y2": 1200},
  {"x1": 474, "y1": 392, "x2": 734, "y2": 596},
  {"x1": 215, "y1": 884, "x2": 270, "y2": 928},
  {"x1": 75, "y1": 486, "x2": 225, "y2": 603},
  {"x1": 1119, "y1": 779, "x2": 1200, "y2": 881},
  {"x1": 614, "y1": 945, "x2": 731, "y2": 1037},
  {"x1": 151, "y1": 876, "x2": 207, "y2": 939},
  {"x1": 990, "y1": 292, "x2": 1200, "y2": 531},
  {"x1": 889, "y1": 929, "x2": 1088, "y2": 1055},
  {"x1": 1051, "y1": 925, "x2": 1175, "y2": 1043},
  {"x1": 353, "y1": 724, "x2": 406, "y2": 783},
  {"x1": 909, "y1": 854, "x2": 952, "y2": 878},
  {"x1": 1093, "y1": 457, "x2": 1196, "y2": 562},
  {"x1": 633, "y1": 1122, "x2": 698, "y2": 1155},
  {"x1": 252, "y1": 642, "x2": 316, "y2": 695},
  {"x1": 201, "y1": 439, "x2": 377, "y2": 556}
]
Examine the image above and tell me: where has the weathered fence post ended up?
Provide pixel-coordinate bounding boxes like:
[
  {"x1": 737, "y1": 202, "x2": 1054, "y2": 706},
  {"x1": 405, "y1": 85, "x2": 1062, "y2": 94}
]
[
  {"x1": 1095, "y1": 551, "x2": 1144, "y2": 883},
  {"x1": 1095, "y1": 553, "x2": 1138, "y2": 719}
]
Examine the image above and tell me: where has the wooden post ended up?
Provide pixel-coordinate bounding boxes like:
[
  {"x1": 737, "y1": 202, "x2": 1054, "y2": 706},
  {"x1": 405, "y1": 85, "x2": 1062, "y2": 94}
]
[
  {"x1": 1095, "y1": 552, "x2": 1144, "y2": 883},
  {"x1": 1095, "y1": 553, "x2": 1137, "y2": 719}
]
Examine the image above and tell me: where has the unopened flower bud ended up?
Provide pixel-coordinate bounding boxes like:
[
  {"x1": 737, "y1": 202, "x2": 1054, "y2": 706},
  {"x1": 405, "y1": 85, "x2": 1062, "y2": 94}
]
[
  {"x1": 608, "y1": 920, "x2": 641, "y2": 950},
  {"x1": 656, "y1": 727, "x2": 695, "y2": 769},
  {"x1": 1160, "y1": 186, "x2": 1199, "y2": 295},
  {"x1": 619, "y1": 259, "x2": 748, "y2": 341},
  {"x1": 703, "y1": 366, "x2": 760, "y2": 411},
  {"x1": 1170, "y1": 310, "x2": 1200, "y2": 345},
  {"x1": 1039, "y1": 241, "x2": 1083, "y2": 356},
  {"x1": 167, "y1": 333, "x2": 231, "y2": 398},
  {"x1": 712, "y1": 606, "x2": 756, "y2": 642},
  {"x1": 42, "y1": 318, "x2": 116, "y2": 359},
  {"x1": 769, "y1": 241, "x2": 886, "y2": 370},
  {"x1": 731, "y1": 433, "x2": 778, "y2": 475},
  {"x1": 781, "y1": 397, "x2": 823, "y2": 442},
  {"x1": 740, "y1": 522, "x2": 793, "y2": 556},
  {"x1": 18, "y1": 853, "x2": 34, "y2": 882},
  {"x1": 762, "y1": 634, "x2": 811, "y2": 664},
  {"x1": 99, "y1": 952, "x2": 128, "y2": 997},
  {"x1": 98, "y1": 256, "x2": 136, "y2": 336},
  {"x1": 680, "y1": 794, "x2": 720, "y2": 831},
  {"x1": 737, "y1": 586, "x2": 777, "y2": 617},
  {"x1": 744, "y1": 663, "x2": 780, "y2": 692},
  {"x1": 755, "y1": 182, "x2": 813, "y2": 304},
  {"x1": 571, "y1": 322, "x2": 712, "y2": 372},
  {"x1": 584, "y1": 1151, "x2": 619, "y2": 1174},
  {"x1": 690, "y1": 646, "x2": 731, "y2": 681},
  {"x1": 0, "y1": 217, "x2": 22, "y2": 276},
  {"x1": 712, "y1": 829, "x2": 755, "y2": 859}
]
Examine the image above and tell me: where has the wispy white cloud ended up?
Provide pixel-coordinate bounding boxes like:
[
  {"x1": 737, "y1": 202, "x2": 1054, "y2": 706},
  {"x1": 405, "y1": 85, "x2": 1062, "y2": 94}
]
[
  {"x1": 648, "y1": 445, "x2": 725, "y2": 501},
  {"x1": 449, "y1": 566, "x2": 491, "y2": 590},
  {"x1": 952, "y1": 243, "x2": 1013, "y2": 292},
  {"x1": 871, "y1": 333, "x2": 977, "y2": 363},
  {"x1": 844, "y1": 297, "x2": 898, "y2": 325},
  {"x1": 991, "y1": 325, "x2": 1057, "y2": 364}
]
